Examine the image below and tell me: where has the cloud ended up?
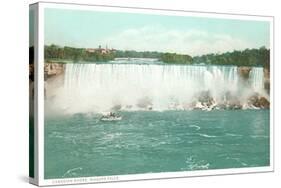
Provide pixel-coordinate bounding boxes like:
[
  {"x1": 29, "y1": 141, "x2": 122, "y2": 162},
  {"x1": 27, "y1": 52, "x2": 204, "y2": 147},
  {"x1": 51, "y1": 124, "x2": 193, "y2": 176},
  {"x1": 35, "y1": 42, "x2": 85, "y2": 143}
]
[{"x1": 100, "y1": 26, "x2": 255, "y2": 56}]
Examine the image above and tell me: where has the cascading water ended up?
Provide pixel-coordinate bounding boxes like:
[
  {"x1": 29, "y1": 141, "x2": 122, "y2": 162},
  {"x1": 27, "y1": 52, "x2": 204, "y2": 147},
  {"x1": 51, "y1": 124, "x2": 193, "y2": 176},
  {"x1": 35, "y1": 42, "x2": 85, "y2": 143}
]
[
  {"x1": 54, "y1": 62, "x2": 266, "y2": 114},
  {"x1": 249, "y1": 67, "x2": 264, "y2": 92}
]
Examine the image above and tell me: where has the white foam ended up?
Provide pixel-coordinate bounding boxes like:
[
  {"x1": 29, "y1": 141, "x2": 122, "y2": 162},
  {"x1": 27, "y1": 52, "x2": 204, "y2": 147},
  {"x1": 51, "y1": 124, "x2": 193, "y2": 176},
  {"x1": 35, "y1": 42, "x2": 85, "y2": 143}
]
[
  {"x1": 197, "y1": 133, "x2": 217, "y2": 138},
  {"x1": 225, "y1": 133, "x2": 243, "y2": 137},
  {"x1": 62, "y1": 167, "x2": 83, "y2": 178}
]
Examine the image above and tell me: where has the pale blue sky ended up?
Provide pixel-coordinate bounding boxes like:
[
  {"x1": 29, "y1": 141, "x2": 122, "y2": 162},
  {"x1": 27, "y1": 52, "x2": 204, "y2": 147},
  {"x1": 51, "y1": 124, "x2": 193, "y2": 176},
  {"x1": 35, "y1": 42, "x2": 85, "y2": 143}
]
[{"x1": 45, "y1": 8, "x2": 270, "y2": 56}]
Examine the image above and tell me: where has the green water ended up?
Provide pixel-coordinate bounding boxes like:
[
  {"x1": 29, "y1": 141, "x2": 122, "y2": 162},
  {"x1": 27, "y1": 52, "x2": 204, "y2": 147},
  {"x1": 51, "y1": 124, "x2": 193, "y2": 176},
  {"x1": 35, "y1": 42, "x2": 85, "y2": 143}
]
[{"x1": 44, "y1": 110, "x2": 270, "y2": 179}]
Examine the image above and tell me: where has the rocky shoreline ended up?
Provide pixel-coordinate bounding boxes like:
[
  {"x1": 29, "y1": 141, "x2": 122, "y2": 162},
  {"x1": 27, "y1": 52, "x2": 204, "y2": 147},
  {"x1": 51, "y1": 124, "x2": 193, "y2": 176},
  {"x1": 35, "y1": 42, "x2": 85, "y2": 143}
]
[{"x1": 186, "y1": 90, "x2": 269, "y2": 111}]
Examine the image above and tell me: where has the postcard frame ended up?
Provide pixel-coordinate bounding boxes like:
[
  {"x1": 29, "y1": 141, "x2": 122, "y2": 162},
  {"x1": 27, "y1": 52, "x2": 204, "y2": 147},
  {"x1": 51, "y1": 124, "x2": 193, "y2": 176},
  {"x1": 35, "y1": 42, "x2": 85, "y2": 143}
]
[{"x1": 29, "y1": 2, "x2": 274, "y2": 186}]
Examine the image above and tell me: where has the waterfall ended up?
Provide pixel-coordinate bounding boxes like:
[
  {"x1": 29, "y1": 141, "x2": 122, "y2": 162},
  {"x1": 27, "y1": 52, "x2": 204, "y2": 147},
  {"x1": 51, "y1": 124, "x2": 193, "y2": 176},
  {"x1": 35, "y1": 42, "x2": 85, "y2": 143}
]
[
  {"x1": 249, "y1": 67, "x2": 264, "y2": 92},
  {"x1": 55, "y1": 63, "x2": 266, "y2": 113}
]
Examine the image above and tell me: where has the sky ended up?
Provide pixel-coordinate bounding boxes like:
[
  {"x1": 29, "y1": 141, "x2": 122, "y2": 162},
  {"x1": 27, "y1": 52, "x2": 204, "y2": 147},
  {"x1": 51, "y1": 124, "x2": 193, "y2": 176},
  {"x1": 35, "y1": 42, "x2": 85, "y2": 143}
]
[{"x1": 44, "y1": 8, "x2": 270, "y2": 56}]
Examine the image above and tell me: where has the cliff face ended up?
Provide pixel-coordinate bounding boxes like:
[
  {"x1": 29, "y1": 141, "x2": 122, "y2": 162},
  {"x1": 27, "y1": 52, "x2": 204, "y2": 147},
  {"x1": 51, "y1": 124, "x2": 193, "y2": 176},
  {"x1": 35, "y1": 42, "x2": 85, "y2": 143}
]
[
  {"x1": 264, "y1": 68, "x2": 270, "y2": 93},
  {"x1": 44, "y1": 63, "x2": 65, "y2": 80},
  {"x1": 238, "y1": 66, "x2": 270, "y2": 94},
  {"x1": 44, "y1": 63, "x2": 66, "y2": 100},
  {"x1": 238, "y1": 66, "x2": 252, "y2": 80}
]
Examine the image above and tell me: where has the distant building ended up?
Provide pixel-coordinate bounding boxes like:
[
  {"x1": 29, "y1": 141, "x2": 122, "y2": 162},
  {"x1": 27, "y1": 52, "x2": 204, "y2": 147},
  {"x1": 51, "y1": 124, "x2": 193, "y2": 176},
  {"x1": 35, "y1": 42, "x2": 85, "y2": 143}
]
[
  {"x1": 86, "y1": 45, "x2": 116, "y2": 54},
  {"x1": 101, "y1": 49, "x2": 107, "y2": 54},
  {"x1": 86, "y1": 48, "x2": 96, "y2": 53}
]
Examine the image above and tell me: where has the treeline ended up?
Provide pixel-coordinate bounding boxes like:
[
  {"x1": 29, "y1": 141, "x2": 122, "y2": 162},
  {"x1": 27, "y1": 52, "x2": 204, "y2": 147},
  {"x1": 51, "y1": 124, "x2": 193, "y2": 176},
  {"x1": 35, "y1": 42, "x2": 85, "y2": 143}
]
[
  {"x1": 44, "y1": 44, "x2": 114, "y2": 62},
  {"x1": 44, "y1": 45, "x2": 193, "y2": 64},
  {"x1": 161, "y1": 53, "x2": 192, "y2": 64},
  {"x1": 115, "y1": 50, "x2": 162, "y2": 59},
  {"x1": 44, "y1": 44, "x2": 270, "y2": 67},
  {"x1": 115, "y1": 50, "x2": 192, "y2": 64},
  {"x1": 193, "y1": 47, "x2": 270, "y2": 67}
]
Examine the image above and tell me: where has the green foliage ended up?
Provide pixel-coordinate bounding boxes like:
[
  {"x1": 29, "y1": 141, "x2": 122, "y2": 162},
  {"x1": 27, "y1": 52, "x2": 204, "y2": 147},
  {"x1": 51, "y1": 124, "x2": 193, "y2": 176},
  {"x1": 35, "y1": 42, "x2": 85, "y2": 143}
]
[
  {"x1": 114, "y1": 50, "x2": 162, "y2": 59},
  {"x1": 44, "y1": 44, "x2": 115, "y2": 62},
  {"x1": 161, "y1": 53, "x2": 192, "y2": 64},
  {"x1": 114, "y1": 50, "x2": 193, "y2": 64},
  {"x1": 193, "y1": 47, "x2": 270, "y2": 67},
  {"x1": 44, "y1": 44, "x2": 270, "y2": 67}
]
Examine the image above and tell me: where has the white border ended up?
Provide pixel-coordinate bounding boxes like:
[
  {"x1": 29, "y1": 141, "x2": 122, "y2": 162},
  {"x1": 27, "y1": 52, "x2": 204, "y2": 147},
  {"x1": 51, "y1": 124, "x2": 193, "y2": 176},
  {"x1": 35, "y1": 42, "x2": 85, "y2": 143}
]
[{"x1": 35, "y1": 2, "x2": 274, "y2": 186}]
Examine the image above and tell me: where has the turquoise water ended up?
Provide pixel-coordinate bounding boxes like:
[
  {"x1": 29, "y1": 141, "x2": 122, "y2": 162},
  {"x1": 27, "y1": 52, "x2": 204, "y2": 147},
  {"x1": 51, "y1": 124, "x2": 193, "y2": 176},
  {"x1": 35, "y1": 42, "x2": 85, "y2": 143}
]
[{"x1": 44, "y1": 109, "x2": 270, "y2": 179}]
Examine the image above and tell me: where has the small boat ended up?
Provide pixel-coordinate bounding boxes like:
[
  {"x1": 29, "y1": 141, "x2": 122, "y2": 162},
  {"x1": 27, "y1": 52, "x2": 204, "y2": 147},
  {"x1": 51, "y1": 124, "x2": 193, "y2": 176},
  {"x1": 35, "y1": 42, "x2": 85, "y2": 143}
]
[
  {"x1": 100, "y1": 116, "x2": 122, "y2": 121},
  {"x1": 100, "y1": 112, "x2": 122, "y2": 121}
]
